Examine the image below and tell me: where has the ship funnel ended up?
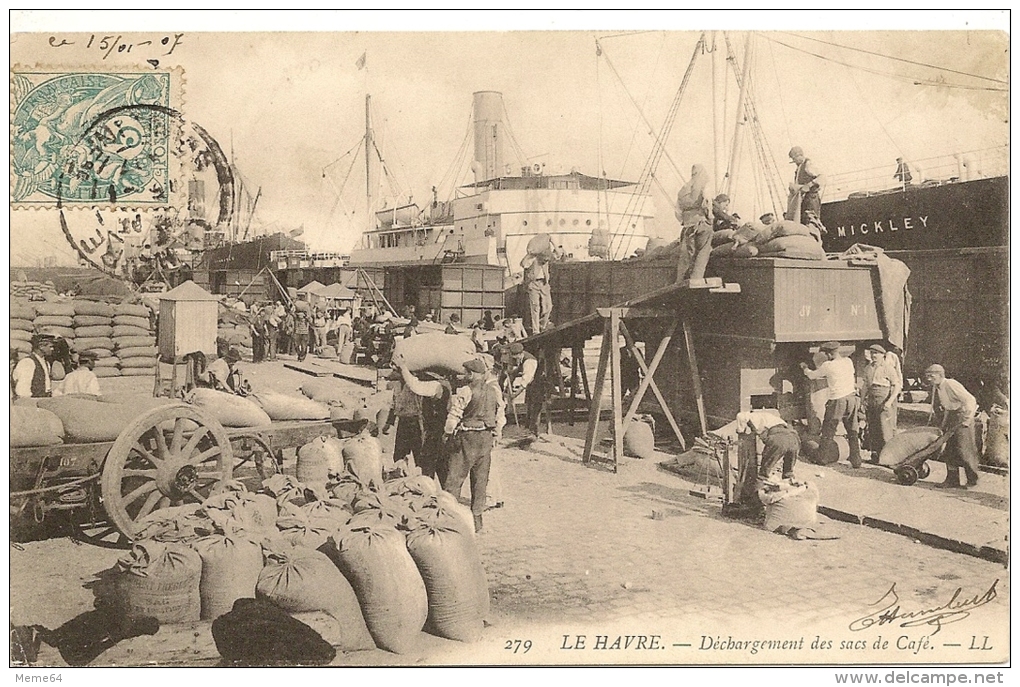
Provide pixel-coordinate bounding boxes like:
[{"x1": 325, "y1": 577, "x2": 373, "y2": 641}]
[{"x1": 472, "y1": 91, "x2": 505, "y2": 183}]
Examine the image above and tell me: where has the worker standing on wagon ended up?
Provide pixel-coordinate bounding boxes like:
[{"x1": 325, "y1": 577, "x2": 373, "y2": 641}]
[
  {"x1": 443, "y1": 358, "x2": 505, "y2": 533},
  {"x1": 787, "y1": 146, "x2": 825, "y2": 232},
  {"x1": 10, "y1": 333, "x2": 57, "y2": 400},
  {"x1": 800, "y1": 341, "x2": 863, "y2": 468},
  {"x1": 675, "y1": 164, "x2": 713, "y2": 282},
  {"x1": 521, "y1": 248, "x2": 553, "y2": 336},
  {"x1": 925, "y1": 364, "x2": 980, "y2": 489}
]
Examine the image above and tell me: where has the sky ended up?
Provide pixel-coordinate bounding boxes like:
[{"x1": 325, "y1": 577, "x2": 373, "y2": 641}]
[{"x1": 8, "y1": 11, "x2": 1010, "y2": 266}]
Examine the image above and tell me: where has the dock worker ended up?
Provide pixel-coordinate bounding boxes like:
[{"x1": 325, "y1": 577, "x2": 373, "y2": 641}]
[
  {"x1": 58, "y1": 350, "x2": 102, "y2": 397},
  {"x1": 521, "y1": 251, "x2": 553, "y2": 336},
  {"x1": 496, "y1": 342, "x2": 540, "y2": 434},
  {"x1": 736, "y1": 410, "x2": 800, "y2": 481},
  {"x1": 390, "y1": 364, "x2": 454, "y2": 479},
  {"x1": 712, "y1": 194, "x2": 740, "y2": 233},
  {"x1": 202, "y1": 347, "x2": 252, "y2": 396},
  {"x1": 10, "y1": 332, "x2": 58, "y2": 399},
  {"x1": 925, "y1": 364, "x2": 980, "y2": 489},
  {"x1": 894, "y1": 157, "x2": 913, "y2": 186},
  {"x1": 445, "y1": 312, "x2": 462, "y2": 335},
  {"x1": 860, "y1": 344, "x2": 902, "y2": 459},
  {"x1": 675, "y1": 163, "x2": 713, "y2": 282},
  {"x1": 293, "y1": 309, "x2": 310, "y2": 362},
  {"x1": 443, "y1": 358, "x2": 505, "y2": 532},
  {"x1": 787, "y1": 146, "x2": 825, "y2": 232},
  {"x1": 800, "y1": 341, "x2": 863, "y2": 468}
]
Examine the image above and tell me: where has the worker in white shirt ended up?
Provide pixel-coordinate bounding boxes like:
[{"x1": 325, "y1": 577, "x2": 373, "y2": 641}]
[
  {"x1": 925, "y1": 364, "x2": 980, "y2": 489},
  {"x1": 59, "y1": 351, "x2": 102, "y2": 397},
  {"x1": 202, "y1": 348, "x2": 252, "y2": 396},
  {"x1": 736, "y1": 410, "x2": 801, "y2": 481},
  {"x1": 443, "y1": 358, "x2": 506, "y2": 532},
  {"x1": 800, "y1": 341, "x2": 863, "y2": 468},
  {"x1": 860, "y1": 343, "x2": 902, "y2": 459}
]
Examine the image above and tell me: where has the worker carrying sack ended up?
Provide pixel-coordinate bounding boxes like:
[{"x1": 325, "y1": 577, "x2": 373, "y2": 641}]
[{"x1": 211, "y1": 598, "x2": 337, "y2": 666}]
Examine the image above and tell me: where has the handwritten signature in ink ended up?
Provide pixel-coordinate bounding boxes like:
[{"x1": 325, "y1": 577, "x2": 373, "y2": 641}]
[{"x1": 849, "y1": 579, "x2": 998, "y2": 635}]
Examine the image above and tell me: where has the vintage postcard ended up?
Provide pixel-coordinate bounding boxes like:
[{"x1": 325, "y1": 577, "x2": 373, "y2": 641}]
[{"x1": 7, "y1": 11, "x2": 1010, "y2": 681}]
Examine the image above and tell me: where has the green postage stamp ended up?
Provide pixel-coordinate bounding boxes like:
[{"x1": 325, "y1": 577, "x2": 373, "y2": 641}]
[{"x1": 11, "y1": 69, "x2": 178, "y2": 207}]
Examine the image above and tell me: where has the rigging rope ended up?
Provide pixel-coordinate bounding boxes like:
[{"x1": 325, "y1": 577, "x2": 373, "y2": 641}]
[
  {"x1": 777, "y1": 31, "x2": 1008, "y2": 85},
  {"x1": 608, "y1": 33, "x2": 705, "y2": 259},
  {"x1": 762, "y1": 35, "x2": 1008, "y2": 92}
]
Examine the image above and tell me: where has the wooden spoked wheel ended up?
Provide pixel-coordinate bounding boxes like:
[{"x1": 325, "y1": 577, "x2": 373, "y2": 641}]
[
  {"x1": 229, "y1": 433, "x2": 280, "y2": 492},
  {"x1": 101, "y1": 404, "x2": 233, "y2": 540}
]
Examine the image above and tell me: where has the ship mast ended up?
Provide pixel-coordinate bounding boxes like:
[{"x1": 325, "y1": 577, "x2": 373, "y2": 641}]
[{"x1": 365, "y1": 94, "x2": 373, "y2": 236}]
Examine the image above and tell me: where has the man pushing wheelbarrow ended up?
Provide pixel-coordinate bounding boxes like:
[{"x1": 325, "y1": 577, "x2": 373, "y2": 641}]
[{"x1": 889, "y1": 364, "x2": 981, "y2": 488}]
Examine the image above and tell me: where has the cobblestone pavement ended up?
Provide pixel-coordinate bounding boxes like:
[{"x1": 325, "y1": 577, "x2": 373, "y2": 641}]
[{"x1": 8, "y1": 364, "x2": 1010, "y2": 667}]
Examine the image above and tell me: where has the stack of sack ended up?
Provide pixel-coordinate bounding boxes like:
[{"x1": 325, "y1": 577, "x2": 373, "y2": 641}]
[
  {"x1": 112, "y1": 303, "x2": 157, "y2": 377},
  {"x1": 72, "y1": 300, "x2": 119, "y2": 379},
  {"x1": 710, "y1": 219, "x2": 825, "y2": 261},
  {"x1": 10, "y1": 301, "x2": 36, "y2": 356},
  {"x1": 106, "y1": 429, "x2": 489, "y2": 665},
  {"x1": 10, "y1": 280, "x2": 58, "y2": 300}
]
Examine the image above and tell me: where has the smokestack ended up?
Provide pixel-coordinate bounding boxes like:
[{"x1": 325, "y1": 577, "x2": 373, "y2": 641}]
[{"x1": 472, "y1": 91, "x2": 505, "y2": 183}]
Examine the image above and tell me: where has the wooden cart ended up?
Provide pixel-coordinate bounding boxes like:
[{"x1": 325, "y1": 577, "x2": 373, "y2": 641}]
[{"x1": 11, "y1": 403, "x2": 359, "y2": 547}]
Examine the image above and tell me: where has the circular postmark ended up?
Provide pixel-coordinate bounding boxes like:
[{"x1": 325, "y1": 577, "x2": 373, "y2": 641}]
[{"x1": 55, "y1": 104, "x2": 234, "y2": 281}]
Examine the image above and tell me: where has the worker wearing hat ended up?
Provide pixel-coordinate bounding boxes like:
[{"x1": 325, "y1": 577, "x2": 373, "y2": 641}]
[
  {"x1": 11, "y1": 332, "x2": 58, "y2": 399},
  {"x1": 924, "y1": 364, "x2": 980, "y2": 489},
  {"x1": 203, "y1": 347, "x2": 252, "y2": 396},
  {"x1": 497, "y1": 342, "x2": 542, "y2": 435},
  {"x1": 801, "y1": 341, "x2": 863, "y2": 468},
  {"x1": 442, "y1": 357, "x2": 505, "y2": 532},
  {"x1": 787, "y1": 146, "x2": 824, "y2": 230},
  {"x1": 860, "y1": 344, "x2": 902, "y2": 458},
  {"x1": 58, "y1": 350, "x2": 102, "y2": 397}
]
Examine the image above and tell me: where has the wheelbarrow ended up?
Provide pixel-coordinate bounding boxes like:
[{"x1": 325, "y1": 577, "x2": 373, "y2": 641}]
[{"x1": 892, "y1": 426, "x2": 957, "y2": 486}]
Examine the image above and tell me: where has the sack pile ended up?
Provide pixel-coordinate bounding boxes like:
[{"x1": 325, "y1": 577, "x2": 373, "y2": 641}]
[
  {"x1": 109, "y1": 436, "x2": 490, "y2": 659},
  {"x1": 112, "y1": 303, "x2": 157, "y2": 378},
  {"x1": 10, "y1": 280, "x2": 58, "y2": 300}
]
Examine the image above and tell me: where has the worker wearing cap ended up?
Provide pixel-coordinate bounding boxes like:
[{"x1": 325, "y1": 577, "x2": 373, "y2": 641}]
[
  {"x1": 521, "y1": 252, "x2": 553, "y2": 336},
  {"x1": 860, "y1": 343, "x2": 902, "y2": 458},
  {"x1": 203, "y1": 348, "x2": 252, "y2": 396},
  {"x1": 800, "y1": 341, "x2": 863, "y2": 468},
  {"x1": 10, "y1": 333, "x2": 57, "y2": 399},
  {"x1": 498, "y1": 342, "x2": 541, "y2": 434},
  {"x1": 925, "y1": 364, "x2": 980, "y2": 489},
  {"x1": 787, "y1": 146, "x2": 824, "y2": 229},
  {"x1": 736, "y1": 410, "x2": 800, "y2": 481},
  {"x1": 58, "y1": 351, "x2": 102, "y2": 397},
  {"x1": 712, "y1": 194, "x2": 740, "y2": 233},
  {"x1": 443, "y1": 358, "x2": 505, "y2": 532}
]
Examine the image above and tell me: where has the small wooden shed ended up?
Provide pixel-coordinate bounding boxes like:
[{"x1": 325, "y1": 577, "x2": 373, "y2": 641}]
[{"x1": 158, "y1": 280, "x2": 219, "y2": 359}]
